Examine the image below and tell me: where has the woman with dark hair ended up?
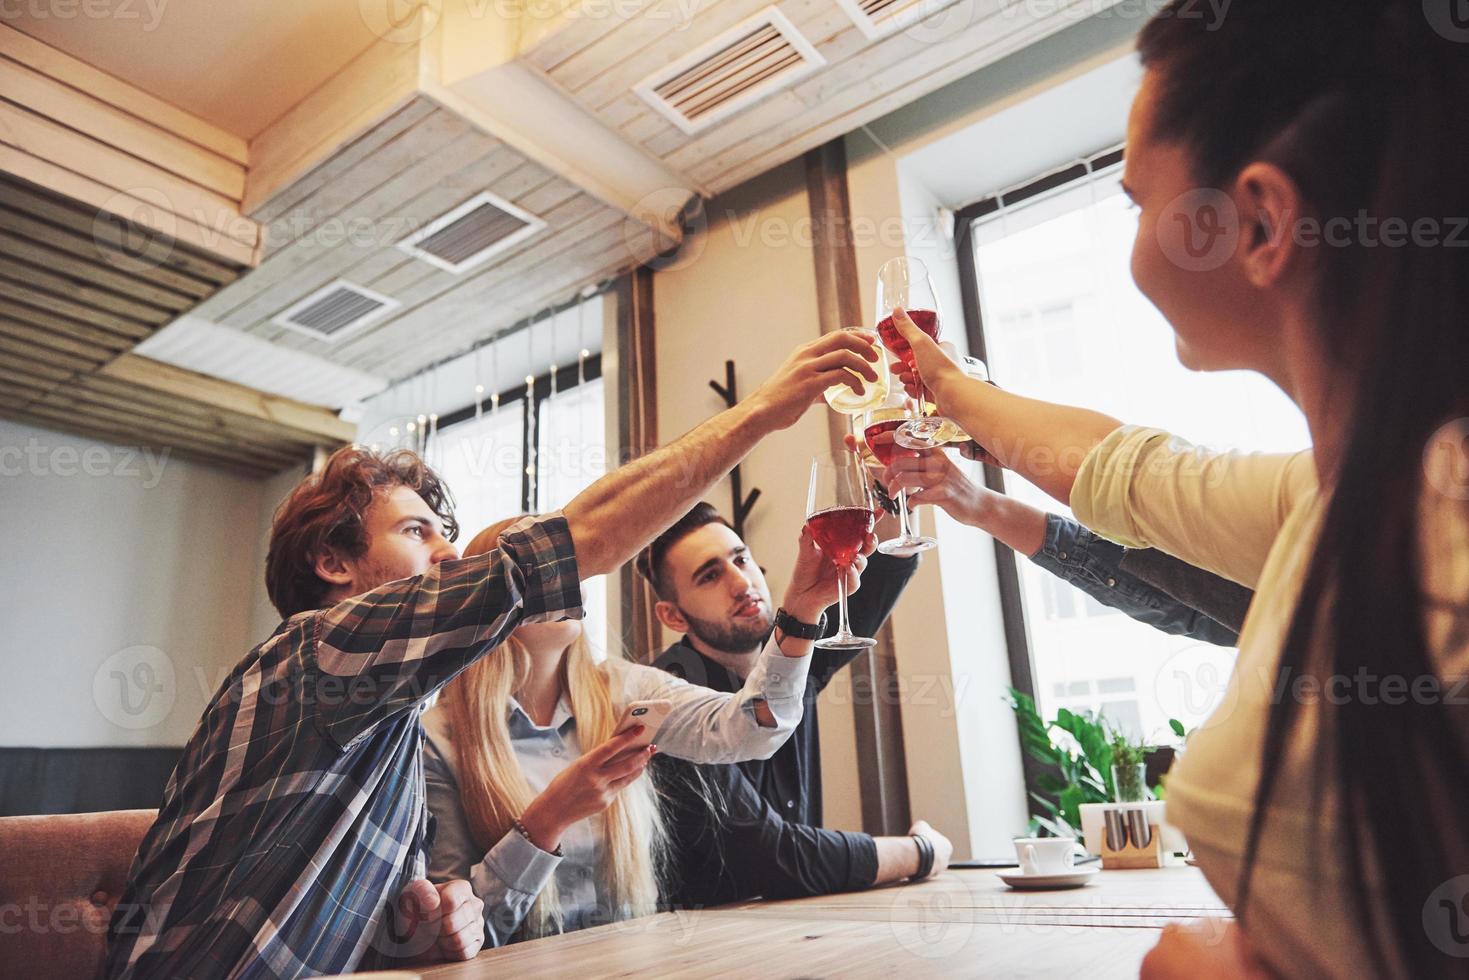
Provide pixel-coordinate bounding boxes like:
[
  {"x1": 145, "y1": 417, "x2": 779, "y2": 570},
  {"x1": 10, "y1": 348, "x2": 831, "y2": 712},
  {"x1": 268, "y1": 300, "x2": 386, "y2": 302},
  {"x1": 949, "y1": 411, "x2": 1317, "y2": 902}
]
[{"x1": 889, "y1": 2, "x2": 1467, "y2": 975}]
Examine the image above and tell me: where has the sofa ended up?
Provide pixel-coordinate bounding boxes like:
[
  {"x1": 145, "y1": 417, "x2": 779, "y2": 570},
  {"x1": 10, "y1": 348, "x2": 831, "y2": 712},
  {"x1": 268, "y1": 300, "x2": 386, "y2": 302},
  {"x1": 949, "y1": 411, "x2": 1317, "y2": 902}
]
[{"x1": 0, "y1": 809, "x2": 155, "y2": 980}]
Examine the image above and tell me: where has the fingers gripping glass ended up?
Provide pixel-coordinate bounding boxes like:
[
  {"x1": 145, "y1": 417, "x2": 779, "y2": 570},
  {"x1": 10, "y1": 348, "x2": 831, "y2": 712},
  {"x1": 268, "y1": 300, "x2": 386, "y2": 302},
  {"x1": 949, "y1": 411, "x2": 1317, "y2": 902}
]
[
  {"x1": 861, "y1": 387, "x2": 937, "y2": 557},
  {"x1": 805, "y1": 452, "x2": 878, "y2": 649},
  {"x1": 874, "y1": 257, "x2": 959, "y2": 450}
]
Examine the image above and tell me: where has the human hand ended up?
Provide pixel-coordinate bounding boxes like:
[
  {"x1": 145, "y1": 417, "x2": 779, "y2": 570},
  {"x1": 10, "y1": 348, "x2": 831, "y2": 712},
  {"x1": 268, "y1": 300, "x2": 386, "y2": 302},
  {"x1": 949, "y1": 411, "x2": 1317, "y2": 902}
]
[
  {"x1": 887, "y1": 308, "x2": 964, "y2": 405},
  {"x1": 518, "y1": 727, "x2": 657, "y2": 850},
  {"x1": 748, "y1": 329, "x2": 880, "y2": 430},
  {"x1": 394, "y1": 877, "x2": 485, "y2": 963},
  {"x1": 909, "y1": 820, "x2": 953, "y2": 878},
  {"x1": 782, "y1": 523, "x2": 875, "y2": 624},
  {"x1": 1141, "y1": 920, "x2": 1273, "y2": 979},
  {"x1": 884, "y1": 448, "x2": 994, "y2": 526}
]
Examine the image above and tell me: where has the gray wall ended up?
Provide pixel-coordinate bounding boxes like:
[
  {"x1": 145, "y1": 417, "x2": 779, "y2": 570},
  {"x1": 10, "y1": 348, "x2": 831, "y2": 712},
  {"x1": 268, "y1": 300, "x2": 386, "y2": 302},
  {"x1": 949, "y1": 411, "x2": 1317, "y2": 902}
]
[{"x1": 0, "y1": 417, "x2": 295, "y2": 749}]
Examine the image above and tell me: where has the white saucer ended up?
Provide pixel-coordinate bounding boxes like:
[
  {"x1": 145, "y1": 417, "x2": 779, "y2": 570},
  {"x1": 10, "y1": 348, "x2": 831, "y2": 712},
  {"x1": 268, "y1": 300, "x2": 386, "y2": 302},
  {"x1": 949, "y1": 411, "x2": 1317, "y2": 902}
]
[{"x1": 997, "y1": 865, "x2": 1099, "y2": 890}]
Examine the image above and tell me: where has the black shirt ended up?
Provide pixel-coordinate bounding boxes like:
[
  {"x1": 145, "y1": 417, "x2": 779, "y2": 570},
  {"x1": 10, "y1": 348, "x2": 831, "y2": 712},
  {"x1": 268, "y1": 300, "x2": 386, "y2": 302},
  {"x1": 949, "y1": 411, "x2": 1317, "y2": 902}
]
[{"x1": 654, "y1": 552, "x2": 917, "y2": 904}]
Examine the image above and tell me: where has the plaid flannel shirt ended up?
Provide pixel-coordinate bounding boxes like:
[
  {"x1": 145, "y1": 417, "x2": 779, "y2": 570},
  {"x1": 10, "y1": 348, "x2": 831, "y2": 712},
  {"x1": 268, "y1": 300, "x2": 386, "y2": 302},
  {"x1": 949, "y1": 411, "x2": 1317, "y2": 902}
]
[{"x1": 103, "y1": 515, "x2": 582, "y2": 979}]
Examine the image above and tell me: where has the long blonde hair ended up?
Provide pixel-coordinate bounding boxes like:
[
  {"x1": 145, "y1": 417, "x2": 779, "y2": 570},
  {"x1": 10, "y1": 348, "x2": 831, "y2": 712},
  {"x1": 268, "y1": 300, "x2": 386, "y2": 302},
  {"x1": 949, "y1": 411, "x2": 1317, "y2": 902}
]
[{"x1": 440, "y1": 515, "x2": 667, "y2": 939}]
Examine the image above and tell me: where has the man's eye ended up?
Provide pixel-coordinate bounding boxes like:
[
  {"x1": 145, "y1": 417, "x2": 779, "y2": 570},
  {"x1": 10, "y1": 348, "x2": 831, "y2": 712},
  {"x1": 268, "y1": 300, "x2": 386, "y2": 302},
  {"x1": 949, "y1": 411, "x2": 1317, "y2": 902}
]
[
  {"x1": 405, "y1": 525, "x2": 424, "y2": 537},
  {"x1": 734, "y1": 556, "x2": 748, "y2": 566}
]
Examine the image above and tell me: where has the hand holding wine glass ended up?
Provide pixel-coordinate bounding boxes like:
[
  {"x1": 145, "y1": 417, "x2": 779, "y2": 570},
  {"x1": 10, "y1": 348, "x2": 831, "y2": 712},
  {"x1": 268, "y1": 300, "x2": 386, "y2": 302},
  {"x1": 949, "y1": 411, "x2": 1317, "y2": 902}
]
[
  {"x1": 749, "y1": 329, "x2": 881, "y2": 430},
  {"x1": 884, "y1": 305, "x2": 965, "y2": 416},
  {"x1": 805, "y1": 451, "x2": 881, "y2": 649}
]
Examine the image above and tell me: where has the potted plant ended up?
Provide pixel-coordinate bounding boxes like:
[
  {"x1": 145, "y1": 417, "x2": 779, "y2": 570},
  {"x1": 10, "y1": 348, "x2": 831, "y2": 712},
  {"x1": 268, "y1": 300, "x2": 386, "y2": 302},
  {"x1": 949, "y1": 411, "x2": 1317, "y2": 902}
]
[
  {"x1": 1006, "y1": 688, "x2": 1116, "y2": 838},
  {"x1": 1108, "y1": 728, "x2": 1148, "y2": 803}
]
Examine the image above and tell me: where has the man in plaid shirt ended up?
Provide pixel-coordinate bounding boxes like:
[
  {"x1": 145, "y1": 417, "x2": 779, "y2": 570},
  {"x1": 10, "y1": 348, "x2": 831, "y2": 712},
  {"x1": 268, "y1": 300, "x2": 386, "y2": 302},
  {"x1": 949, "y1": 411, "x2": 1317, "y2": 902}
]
[{"x1": 103, "y1": 329, "x2": 881, "y2": 979}]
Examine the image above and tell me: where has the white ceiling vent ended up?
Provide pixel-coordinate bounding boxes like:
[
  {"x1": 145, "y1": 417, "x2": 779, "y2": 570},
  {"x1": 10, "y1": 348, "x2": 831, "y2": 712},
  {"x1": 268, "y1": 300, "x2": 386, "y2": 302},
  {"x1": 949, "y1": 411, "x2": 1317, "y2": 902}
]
[
  {"x1": 634, "y1": 7, "x2": 825, "y2": 136},
  {"x1": 397, "y1": 191, "x2": 546, "y2": 274},
  {"x1": 272, "y1": 280, "x2": 400, "y2": 342},
  {"x1": 835, "y1": 0, "x2": 963, "y2": 41}
]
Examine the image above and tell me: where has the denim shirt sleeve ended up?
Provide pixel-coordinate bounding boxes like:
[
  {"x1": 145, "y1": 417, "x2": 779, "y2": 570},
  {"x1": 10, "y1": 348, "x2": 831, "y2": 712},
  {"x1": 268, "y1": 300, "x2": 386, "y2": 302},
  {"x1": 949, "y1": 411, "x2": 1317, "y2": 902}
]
[{"x1": 1029, "y1": 514, "x2": 1240, "y2": 647}]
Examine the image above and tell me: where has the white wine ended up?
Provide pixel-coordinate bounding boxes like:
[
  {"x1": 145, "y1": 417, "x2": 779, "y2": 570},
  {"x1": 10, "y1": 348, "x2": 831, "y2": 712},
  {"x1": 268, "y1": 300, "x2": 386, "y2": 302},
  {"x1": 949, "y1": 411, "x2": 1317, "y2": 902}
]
[{"x1": 823, "y1": 346, "x2": 890, "y2": 415}]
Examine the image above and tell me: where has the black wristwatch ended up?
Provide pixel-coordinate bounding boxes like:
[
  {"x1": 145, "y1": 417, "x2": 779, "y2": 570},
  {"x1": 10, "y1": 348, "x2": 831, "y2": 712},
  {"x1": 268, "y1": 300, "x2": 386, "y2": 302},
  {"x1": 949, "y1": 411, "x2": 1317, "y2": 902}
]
[{"x1": 774, "y1": 607, "x2": 826, "y2": 641}]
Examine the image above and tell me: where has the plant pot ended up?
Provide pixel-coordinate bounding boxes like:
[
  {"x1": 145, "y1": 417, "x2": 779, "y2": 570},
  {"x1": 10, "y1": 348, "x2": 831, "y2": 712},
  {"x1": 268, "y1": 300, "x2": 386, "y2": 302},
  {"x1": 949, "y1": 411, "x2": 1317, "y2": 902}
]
[{"x1": 1112, "y1": 762, "x2": 1148, "y2": 803}]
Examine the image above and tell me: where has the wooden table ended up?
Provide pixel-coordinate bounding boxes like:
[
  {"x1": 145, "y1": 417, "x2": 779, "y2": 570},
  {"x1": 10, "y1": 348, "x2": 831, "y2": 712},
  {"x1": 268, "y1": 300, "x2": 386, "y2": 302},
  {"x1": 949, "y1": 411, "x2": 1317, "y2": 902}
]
[{"x1": 410, "y1": 867, "x2": 1229, "y2": 979}]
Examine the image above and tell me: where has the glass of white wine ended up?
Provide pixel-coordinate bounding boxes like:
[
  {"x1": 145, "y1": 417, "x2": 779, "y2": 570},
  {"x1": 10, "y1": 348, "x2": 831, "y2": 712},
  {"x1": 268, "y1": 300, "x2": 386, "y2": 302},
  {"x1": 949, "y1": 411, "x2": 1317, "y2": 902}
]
[{"x1": 823, "y1": 328, "x2": 890, "y2": 416}]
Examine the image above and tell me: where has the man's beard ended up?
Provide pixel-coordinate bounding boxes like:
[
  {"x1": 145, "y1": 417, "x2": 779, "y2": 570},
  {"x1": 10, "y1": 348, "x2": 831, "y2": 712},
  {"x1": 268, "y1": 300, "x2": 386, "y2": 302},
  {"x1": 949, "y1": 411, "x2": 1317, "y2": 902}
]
[{"x1": 680, "y1": 606, "x2": 772, "y2": 654}]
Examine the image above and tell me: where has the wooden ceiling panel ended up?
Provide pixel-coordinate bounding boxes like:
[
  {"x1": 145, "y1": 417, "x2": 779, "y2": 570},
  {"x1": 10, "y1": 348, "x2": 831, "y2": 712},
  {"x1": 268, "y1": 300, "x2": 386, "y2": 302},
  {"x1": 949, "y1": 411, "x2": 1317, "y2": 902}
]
[{"x1": 0, "y1": 173, "x2": 351, "y2": 475}]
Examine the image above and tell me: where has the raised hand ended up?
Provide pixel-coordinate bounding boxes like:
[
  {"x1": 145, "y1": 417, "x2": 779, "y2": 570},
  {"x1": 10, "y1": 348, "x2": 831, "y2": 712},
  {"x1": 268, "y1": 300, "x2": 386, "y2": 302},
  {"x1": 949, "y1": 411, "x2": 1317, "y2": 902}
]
[
  {"x1": 884, "y1": 448, "x2": 990, "y2": 524},
  {"x1": 783, "y1": 524, "x2": 876, "y2": 624},
  {"x1": 749, "y1": 330, "x2": 881, "y2": 430},
  {"x1": 887, "y1": 307, "x2": 964, "y2": 408}
]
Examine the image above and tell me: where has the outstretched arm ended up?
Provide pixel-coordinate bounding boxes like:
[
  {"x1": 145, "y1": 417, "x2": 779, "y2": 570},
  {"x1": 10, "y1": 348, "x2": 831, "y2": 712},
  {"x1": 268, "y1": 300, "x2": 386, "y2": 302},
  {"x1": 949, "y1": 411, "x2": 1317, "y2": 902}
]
[
  {"x1": 565, "y1": 330, "x2": 880, "y2": 576},
  {"x1": 888, "y1": 307, "x2": 1120, "y2": 506},
  {"x1": 884, "y1": 448, "x2": 1241, "y2": 646}
]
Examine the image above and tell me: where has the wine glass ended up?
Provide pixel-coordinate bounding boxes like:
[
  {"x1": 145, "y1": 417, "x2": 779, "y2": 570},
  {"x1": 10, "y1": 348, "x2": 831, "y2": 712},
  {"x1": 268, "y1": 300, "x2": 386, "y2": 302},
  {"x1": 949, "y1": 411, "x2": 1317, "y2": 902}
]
[
  {"x1": 823, "y1": 328, "x2": 890, "y2": 416},
  {"x1": 873, "y1": 256, "x2": 959, "y2": 450},
  {"x1": 806, "y1": 451, "x2": 878, "y2": 650},
  {"x1": 861, "y1": 389, "x2": 937, "y2": 556}
]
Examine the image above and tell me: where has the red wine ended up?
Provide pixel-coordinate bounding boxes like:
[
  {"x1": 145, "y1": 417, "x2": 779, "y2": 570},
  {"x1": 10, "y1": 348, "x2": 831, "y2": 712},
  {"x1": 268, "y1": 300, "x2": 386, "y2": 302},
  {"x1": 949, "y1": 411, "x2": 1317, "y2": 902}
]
[
  {"x1": 863, "y1": 419, "x2": 905, "y2": 467},
  {"x1": 876, "y1": 308, "x2": 939, "y2": 372},
  {"x1": 806, "y1": 506, "x2": 876, "y2": 568}
]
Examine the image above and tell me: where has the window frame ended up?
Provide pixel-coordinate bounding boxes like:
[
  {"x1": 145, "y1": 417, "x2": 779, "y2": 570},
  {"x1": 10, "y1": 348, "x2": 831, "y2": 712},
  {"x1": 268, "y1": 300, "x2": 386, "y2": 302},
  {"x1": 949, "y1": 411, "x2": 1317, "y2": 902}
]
[
  {"x1": 950, "y1": 145, "x2": 1127, "y2": 797},
  {"x1": 433, "y1": 353, "x2": 604, "y2": 512}
]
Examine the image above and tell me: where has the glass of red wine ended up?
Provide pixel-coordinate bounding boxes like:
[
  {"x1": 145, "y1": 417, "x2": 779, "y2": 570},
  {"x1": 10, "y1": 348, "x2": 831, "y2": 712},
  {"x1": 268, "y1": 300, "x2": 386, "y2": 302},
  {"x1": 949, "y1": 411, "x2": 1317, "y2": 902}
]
[
  {"x1": 861, "y1": 389, "x2": 937, "y2": 556},
  {"x1": 806, "y1": 451, "x2": 878, "y2": 650},
  {"x1": 875, "y1": 256, "x2": 957, "y2": 450}
]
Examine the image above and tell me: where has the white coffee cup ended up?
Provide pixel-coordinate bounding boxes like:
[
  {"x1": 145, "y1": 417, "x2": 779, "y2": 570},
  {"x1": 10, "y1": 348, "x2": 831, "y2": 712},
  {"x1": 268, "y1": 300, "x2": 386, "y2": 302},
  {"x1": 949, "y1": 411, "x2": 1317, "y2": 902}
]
[{"x1": 1014, "y1": 837, "x2": 1083, "y2": 876}]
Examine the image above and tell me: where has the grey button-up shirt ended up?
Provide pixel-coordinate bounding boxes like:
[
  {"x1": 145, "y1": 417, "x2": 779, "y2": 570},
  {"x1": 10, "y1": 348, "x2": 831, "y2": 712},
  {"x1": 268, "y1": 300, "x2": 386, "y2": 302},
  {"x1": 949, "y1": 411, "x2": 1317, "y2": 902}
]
[{"x1": 421, "y1": 635, "x2": 809, "y2": 946}]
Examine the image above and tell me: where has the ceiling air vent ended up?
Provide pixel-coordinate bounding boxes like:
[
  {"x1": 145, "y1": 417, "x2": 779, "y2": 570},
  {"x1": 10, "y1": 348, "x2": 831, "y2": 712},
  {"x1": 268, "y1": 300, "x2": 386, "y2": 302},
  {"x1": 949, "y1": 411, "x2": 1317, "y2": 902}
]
[
  {"x1": 634, "y1": 7, "x2": 825, "y2": 136},
  {"x1": 397, "y1": 191, "x2": 546, "y2": 274},
  {"x1": 835, "y1": 0, "x2": 962, "y2": 41},
  {"x1": 272, "y1": 280, "x2": 400, "y2": 342}
]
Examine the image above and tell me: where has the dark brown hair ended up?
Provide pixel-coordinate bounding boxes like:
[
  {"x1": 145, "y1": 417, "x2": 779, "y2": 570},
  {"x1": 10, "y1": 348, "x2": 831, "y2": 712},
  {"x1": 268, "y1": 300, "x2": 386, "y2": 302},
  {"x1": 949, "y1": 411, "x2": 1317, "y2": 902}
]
[
  {"x1": 265, "y1": 446, "x2": 458, "y2": 618},
  {"x1": 1140, "y1": 4, "x2": 1469, "y2": 975},
  {"x1": 634, "y1": 502, "x2": 733, "y2": 600}
]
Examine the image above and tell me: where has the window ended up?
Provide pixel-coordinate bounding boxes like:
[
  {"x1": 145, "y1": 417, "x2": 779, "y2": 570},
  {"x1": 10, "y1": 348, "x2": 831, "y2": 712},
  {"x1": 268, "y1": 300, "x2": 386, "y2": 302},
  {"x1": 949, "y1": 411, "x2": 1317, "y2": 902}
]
[{"x1": 963, "y1": 156, "x2": 1311, "y2": 744}]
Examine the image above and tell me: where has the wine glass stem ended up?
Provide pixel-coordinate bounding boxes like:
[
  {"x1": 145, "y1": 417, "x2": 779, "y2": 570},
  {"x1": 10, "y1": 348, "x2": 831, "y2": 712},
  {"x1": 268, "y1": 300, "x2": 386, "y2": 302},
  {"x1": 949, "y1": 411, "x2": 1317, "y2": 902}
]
[
  {"x1": 896, "y1": 488, "x2": 915, "y2": 539},
  {"x1": 836, "y1": 566, "x2": 852, "y2": 637}
]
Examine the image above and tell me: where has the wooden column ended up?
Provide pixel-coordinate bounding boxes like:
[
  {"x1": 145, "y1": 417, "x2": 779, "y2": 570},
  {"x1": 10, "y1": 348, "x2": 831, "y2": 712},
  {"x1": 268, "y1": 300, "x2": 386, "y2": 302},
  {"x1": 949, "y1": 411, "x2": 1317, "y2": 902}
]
[
  {"x1": 615, "y1": 267, "x2": 663, "y2": 663},
  {"x1": 805, "y1": 139, "x2": 912, "y2": 837}
]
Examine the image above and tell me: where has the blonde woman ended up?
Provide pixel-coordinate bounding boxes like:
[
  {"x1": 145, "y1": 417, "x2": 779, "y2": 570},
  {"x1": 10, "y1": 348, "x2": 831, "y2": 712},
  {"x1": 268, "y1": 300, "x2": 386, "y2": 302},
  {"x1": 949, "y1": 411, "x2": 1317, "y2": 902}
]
[{"x1": 422, "y1": 514, "x2": 873, "y2": 946}]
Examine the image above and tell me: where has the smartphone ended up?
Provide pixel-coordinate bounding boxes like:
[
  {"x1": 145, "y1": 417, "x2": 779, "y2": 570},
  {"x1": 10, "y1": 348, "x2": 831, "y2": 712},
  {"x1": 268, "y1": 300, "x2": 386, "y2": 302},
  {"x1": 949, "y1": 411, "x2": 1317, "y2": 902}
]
[{"x1": 612, "y1": 699, "x2": 673, "y2": 750}]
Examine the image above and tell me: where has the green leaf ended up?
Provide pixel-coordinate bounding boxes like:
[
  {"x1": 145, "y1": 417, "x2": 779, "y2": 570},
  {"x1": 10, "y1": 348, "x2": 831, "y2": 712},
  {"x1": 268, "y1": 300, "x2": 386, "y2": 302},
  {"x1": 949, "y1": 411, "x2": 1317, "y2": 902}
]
[{"x1": 1169, "y1": 718, "x2": 1187, "y2": 738}]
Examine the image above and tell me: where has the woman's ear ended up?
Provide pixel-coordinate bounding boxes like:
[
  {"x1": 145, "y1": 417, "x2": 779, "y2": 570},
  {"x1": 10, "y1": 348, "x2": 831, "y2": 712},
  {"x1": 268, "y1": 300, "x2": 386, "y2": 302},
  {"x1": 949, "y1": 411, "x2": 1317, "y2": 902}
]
[
  {"x1": 654, "y1": 600, "x2": 689, "y2": 633},
  {"x1": 1234, "y1": 161, "x2": 1305, "y2": 289}
]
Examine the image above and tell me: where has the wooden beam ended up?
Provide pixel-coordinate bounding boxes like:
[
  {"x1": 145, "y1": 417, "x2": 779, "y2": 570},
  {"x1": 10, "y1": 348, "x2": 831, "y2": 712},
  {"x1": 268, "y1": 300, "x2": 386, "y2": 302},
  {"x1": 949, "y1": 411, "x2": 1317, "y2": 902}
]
[
  {"x1": 97, "y1": 353, "x2": 356, "y2": 445},
  {"x1": 0, "y1": 204, "x2": 217, "y2": 299},
  {"x1": 0, "y1": 145, "x2": 259, "y2": 267},
  {"x1": 0, "y1": 405, "x2": 276, "y2": 476},
  {"x1": 0, "y1": 315, "x2": 129, "y2": 360},
  {"x1": 0, "y1": 233, "x2": 196, "y2": 312},
  {"x1": 805, "y1": 138, "x2": 912, "y2": 838},
  {"x1": 0, "y1": 57, "x2": 245, "y2": 200},
  {"x1": 29, "y1": 388, "x2": 301, "y2": 469},
  {"x1": 0, "y1": 176, "x2": 243, "y2": 284},
  {"x1": 0, "y1": 25, "x2": 247, "y2": 165},
  {"x1": 0, "y1": 276, "x2": 155, "y2": 337},
  {"x1": 0, "y1": 254, "x2": 173, "y2": 324},
  {"x1": 78, "y1": 375, "x2": 321, "y2": 453}
]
